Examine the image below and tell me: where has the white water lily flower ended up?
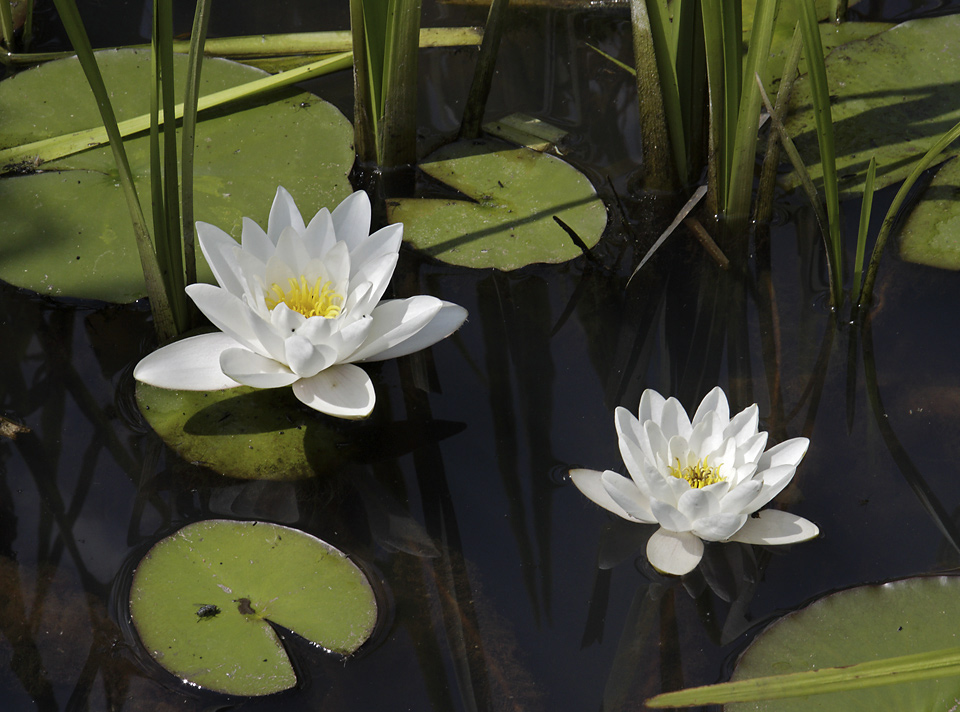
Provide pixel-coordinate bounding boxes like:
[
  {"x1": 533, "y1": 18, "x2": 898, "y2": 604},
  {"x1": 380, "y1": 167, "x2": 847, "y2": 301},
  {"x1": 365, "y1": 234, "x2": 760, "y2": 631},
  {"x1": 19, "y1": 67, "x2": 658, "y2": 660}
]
[
  {"x1": 571, "y1": 387, "x2": 818, "y2": 576},
  {"x1": 134, "y1": 187, "x2": 468, "y2": 419}
]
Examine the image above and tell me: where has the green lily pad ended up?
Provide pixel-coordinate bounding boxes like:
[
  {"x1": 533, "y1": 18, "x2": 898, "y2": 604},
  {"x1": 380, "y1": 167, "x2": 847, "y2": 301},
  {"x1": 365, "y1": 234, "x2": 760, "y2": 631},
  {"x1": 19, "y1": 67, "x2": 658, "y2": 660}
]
[
  {"x1": 386, "y1": 138, "x2": 607, "y2": 270},
  {"x1": 783, "y1": 14, "x2": 960, "y2": 197},
  {"x1": 0, "y1": 48, "x2": 353, "y2": 302},
  {"x1": 899, "y1": 156, "x2": 960, "y2": 270},
  {"x1": 136, "y1": 381, "x2": 346, "y2": 481},
  {"x1": 726, "y1": 576, "x2": 960, "y2": 711},
  {"x1": 129, "y1": 519, "x2": 377, "y2": 696}
]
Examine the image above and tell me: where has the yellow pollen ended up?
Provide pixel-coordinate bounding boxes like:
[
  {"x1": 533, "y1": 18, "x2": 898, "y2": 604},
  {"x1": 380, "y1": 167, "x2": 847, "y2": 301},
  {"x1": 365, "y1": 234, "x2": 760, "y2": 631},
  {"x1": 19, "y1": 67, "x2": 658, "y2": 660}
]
[
  {"x1": 668, "y1": 457, "x2": 725, "y2": 489},
  {"x1": 265, "y1": 275, "x2": 343, "y2": 318}
]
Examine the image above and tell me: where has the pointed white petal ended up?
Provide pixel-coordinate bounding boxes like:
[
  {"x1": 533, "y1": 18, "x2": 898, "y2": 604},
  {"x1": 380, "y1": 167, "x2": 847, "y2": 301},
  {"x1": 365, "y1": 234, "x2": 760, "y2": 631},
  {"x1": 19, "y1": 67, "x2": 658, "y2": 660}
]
[
  {"x1": 677, "y1": 488, "x2": 720, "y2": 523},
  {"x1": 348, "y1": 252, "x2": 399, "y2": 315},
  {"x1": 195, "y1": 222, "x2": 244, "y2": 296},
  {"x1": 240, "y1": 217, "x2": 274, "y2": 263},
  {"x1": 219, "y1": 347, "x2": 300, "y2": 388},
  {"x1": 273, "y1": 225, "x2": 309, "y2": 275},
  {"x1": 744, "y1": 465, "x2": 799, "y2": 511},
  {"x1": 646, "y1": 528, "x2": 704, "y2": 576},
  {"x1": 569, "y1": 469, "x2": 642, "y2": 522},
  {"x1": 693, "y1": 386, "x2": 729, "y2": 426},
  {"x1": 303, "y1": 207, "x2": 336, "y2": 259},
  {"x1": 717, "y1": 479, "x2": 762, "y2": 514},
  {"x1": 692, "y1": 513, "x2": 748, "y2": 541},
  {"x1": 757, "y1": 437, "x2": 809, "y2": 471},
  {"x1": 284, "y1": 334, "x2": 337, "y2": 378},
  {"x1": 638, "y1": 388, "x2": 666, "y2": 424},
  {"x1": 660, "y1": 397, "x2": 693, "y2": 439},
  {"x1": 650, "y1": 498, "x2": 692, "y2": 532},
  {"x1": 134, "y1": 333, "x2": 242, "y2": 390},
  {"x1": 688, "y1": 412, "x2": 724, "y2": 460},
  {"x1": 600, "y1": 471, "x2": 657, "y2": 523},
  {"x1": 349, "y1": 223, "x2": 403, "y2": 278},
  {"x1": 331, "y1": 190, "x2": 372, "y2": 250},
  {"x1": 185, "y1": 283, "x2": 264, "y2": 355},
  {"x1": 267, "y1": 186, "x2": 305, "y2": 244},
  {"x1": 725, "y1": 403, "x2": 760, "y2": 445},
  {"x1": 351, "y1": 298, "x2": 466, "y2": 363},
  {"x1": 726, "y1": 510, "x2": 820, "y2": 545},
  {"x1": 292, "y1": 363, "x2": 375, "y2": 419}
]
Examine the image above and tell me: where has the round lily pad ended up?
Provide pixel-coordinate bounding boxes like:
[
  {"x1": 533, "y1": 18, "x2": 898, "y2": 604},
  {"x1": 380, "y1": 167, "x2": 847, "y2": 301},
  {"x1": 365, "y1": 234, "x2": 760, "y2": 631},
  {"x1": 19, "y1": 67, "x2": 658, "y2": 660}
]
[
  {"x1": 386, "y1": 137, "x2": 607, "y2": 270},
  {"x1": 135, "y1": 381, "x2": 346, "y2": 481},
  {"x1": 129, "y1": 519, "x2": 378, "y2": 696},
  {"x1": 0, "y1": 48, "x2": 353, "y2": 302},
  {"x1": 899, "y1": 156, "x2": 960, "y2": 270},
  {"x1": 726, "y1": 576, "x2": 960, "y2": 711}
]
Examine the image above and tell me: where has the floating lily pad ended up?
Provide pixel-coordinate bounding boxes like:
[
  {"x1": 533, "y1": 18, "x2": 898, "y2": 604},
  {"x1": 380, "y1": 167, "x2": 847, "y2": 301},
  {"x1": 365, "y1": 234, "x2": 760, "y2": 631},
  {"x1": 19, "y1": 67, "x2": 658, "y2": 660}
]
[
  {"x1": 129, "y1": 519, "x2": 378, "y2": 696},
  {"x1": 136, "y1": 381, "x2": 346, "y2": 481},
  {"x1": 783, "y1": 14, "x2": 960, "y2": 197},
  {"x1": 899, "y1": 156, "x2": 960, "y2": 270},
  {"x1": 387, "y1": 138, "x2": 607, "y2": 270},
  {"x1": 0, "y1": 48, "x2": 353, "y2": 302},
  {"x1": 726, "y1": 576, "x2": 960, "y2": 711}
]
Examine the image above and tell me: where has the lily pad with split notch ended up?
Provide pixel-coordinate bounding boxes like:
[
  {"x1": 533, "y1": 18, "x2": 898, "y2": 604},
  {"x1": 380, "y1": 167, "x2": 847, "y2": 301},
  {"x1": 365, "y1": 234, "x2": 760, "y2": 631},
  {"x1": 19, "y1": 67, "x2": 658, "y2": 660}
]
[
  {"x1": 0, "y1": 48, "x2": 353, "y2": 302},
  {"x1": 726, "y1": 576, "x2": 960, "y2": 711},
  {"x1": 129, "y1": 519, "x2": 378, "y2": 696},
  {"x1": 387, "y1": 137, "x2": 607, "y2": 270}
]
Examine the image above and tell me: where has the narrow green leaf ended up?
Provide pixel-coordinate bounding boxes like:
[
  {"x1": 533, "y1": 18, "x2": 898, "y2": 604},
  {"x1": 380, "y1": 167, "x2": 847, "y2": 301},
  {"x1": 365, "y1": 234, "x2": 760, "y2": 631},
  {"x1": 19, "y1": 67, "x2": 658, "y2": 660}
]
[
  {"x1": 644, "y1": 0, "x2": 686, "y2": 184},
  {"x1": 798, "y1": 0, "x2": 842, "y2": 308},
  {"x1": 646, "y1": 646, "x2": 960, "y2": 707},
  {"x1": 460, "y1": 0, "x2": 510, "y2": 140},
  {"x1": 0, "y1": 0, "x2": 15, "y2": 51},
  {"x1": 852, "y1": 155, "x2": 876, "y2": 297},
  {"x1": 699, "y1": 0, "x2": 725, "y2": 212}
]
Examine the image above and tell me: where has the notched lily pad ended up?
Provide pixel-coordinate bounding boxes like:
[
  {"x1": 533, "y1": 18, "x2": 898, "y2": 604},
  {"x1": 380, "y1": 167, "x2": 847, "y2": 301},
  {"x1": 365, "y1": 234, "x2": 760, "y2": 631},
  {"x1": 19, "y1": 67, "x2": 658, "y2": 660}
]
[
  {"x1": 0, "y1": 49, "x2": 353, "y2": 302},
  {"x1": 899, "y1": 156, "x2": 960, "y2": 270},
  {"x1": 136, "y1": 382, "x2": 346, "y2": 481},
  {"x1": 129, "y1": 519, "x2": 378, "y2": 696},
  {"x1": 727, "y1": 576, "x2": 960, "y2": 711},
  {"x1": 387, "y1": 137, "x2": 607, "y2": 270}
]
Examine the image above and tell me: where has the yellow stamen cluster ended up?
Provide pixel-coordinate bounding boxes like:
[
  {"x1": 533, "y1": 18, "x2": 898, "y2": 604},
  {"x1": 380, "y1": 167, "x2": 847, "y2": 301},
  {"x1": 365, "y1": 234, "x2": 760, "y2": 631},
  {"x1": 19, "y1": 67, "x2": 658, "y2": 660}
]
[
  {"x1": 266, "y1": 276, "x2": 343, "y2": 319},
  {"x1": 668, "y1": 457, "x2": 725, "y2": 489}
]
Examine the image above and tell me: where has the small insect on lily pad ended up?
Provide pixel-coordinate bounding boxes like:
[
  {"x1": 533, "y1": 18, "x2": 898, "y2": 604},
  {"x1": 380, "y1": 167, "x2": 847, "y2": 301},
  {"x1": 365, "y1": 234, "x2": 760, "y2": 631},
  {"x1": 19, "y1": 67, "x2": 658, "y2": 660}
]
[
  {"x1": 129, "y1": 519, "x2": 378, "y2": 696},
  {"x1": 387, "y1": 137, "x2": 607, "y2": 270}
]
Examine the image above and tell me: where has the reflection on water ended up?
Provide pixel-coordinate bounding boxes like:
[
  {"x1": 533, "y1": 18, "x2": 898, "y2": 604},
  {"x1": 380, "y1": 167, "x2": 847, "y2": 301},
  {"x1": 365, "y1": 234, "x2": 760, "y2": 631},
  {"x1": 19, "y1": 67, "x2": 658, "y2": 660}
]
[{"x1": 5, "y1": 0, "x2": 960, "y2": 710}]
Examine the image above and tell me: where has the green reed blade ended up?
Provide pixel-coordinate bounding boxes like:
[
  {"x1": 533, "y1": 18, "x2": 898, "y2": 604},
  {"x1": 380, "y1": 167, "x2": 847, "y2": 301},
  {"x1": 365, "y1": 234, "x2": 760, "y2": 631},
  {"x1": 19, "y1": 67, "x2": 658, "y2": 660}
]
[
  {"x1": 646, "y1": 646, "x2": 960, "y2": 707},
  {"x1": 725, "y1": 0, "x2": 777, "y2": 226},
  {"x1": 0, "y1": 52, "x2": 353, "y2": 171},
  {"x1": 644, "y1": 0, "x2": 686, "y2": 183},
  {"x1": 460, "y1": 0, "x2": 510, "y2": 140},
  {"x1": 799, "y1": 0, "x2": 842, "y2": 308},
  {"x1": 720, "y1": 0, "x2": 741, "y2": 186},
  {"x1": 0, "y1": 0, "x2": 15, "y2": 52},
  {"x1": 180, "y1": 0, "x2": 212, "y2": 292},
  {"x1": 699, "y1": 0, "x2": 725, "y2": 212},
  {"x1": 858, "y1": 117, "x2": 960, "y2": 311},
  {"x1": 852, "y1": 155, "x2": 876, "y2": 298},
  {"x1": 672, "y1": 0, "x2": 706, "y2": 182},
  {"x1": 378, "y1": 0, "x2": 422, "y2": 167},
  {"x1": 50, "y1": 0, "x2": 176, "y2": 341}
]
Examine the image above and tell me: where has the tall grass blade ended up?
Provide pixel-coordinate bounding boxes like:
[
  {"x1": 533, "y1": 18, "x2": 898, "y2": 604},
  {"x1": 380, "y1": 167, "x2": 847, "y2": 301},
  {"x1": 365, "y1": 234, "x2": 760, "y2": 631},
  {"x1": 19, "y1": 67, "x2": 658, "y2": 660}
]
[
  {"x1": 724, "y1": 0, "x2": 777, "y2": 227},
  {"x1": 379, "y1": 0, "x2": 422, "y2": 168},
  {"x1": 858, "y1": 117, "x2": 960, "y2": 311},
  {"x1": 350, "y1": 0, "x2": 379, "y2": 164},
  {"x1": 644, "y1": 0, "x2": 686, "y2": 183},
  {"x1": 0, "y1": 0, "x2": 15, "y2": 51},
  {"x1": 720, "y1": 0, "x2": 741, "y2": 187},
  {"x1": 699, "y1": 0, "x2": 725, "y2": 213},
  {"x1": 672, "y1": 0, "x2": 706, "y2": 183},
  {"x1": 180, "y1": 0, "x2": 212, "y2": 290},
  {"x1": 798, "y1": 0, "x2": 842, "y2": 308},
  {"x1": 460, "y1": 0, "x2": 510, "y2": 140},
  {"x1": 629, "y1": 0, "x2": 677, "y2": 191},
  {"x1": 852, "y1": 156, "x2": 876, "y2": 298},
  {"x1": 50, "y1": 0, "x2": 176, "y2": 341}
]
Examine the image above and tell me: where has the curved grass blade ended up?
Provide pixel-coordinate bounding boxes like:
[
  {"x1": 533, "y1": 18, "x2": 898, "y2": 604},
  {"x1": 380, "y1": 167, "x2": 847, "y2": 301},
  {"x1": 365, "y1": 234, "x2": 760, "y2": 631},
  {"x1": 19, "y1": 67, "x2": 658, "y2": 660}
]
[{"x1": 851, "y1": 155, "x2": 876, "y2": 298}]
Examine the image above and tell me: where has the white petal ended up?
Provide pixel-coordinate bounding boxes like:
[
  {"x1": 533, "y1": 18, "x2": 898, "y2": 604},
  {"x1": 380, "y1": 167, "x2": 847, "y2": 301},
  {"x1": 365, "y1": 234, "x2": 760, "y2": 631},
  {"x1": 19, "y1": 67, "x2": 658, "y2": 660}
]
[
  {"x1": 292, "y1": 363, "x2": 375, "y2": 419},
  {"x1": 347, "y1": 252, "x2": 399, "y2": 315},
  {"x1": 756, "y1": 437, "x2": 809, "y2": 471},
  {"x1": 726, "y1": 510, "x2": 820, "y2": 545},
  {"x1": 600, "y1": 471, "x2": 657, "y2": 523},
  {"x1": 274, "y1": 225, "x2": 309, "y2": 276},
  {"x1": 650, "y1": 498, "x2": 692, "y2": 532},
  {"x1": 660, "y1": 397, "x2": 693, "y2": 439},
  {"x1": 688, "y1": 412, "x2": 724, "y2": 461},
  {"x1": 284, "y1": 334, "x2": 338, "y2": 378},
  {"x1": 350, "y1": 223, "x2": 403, "y2": 279},
  {"x1": 692, "y1": 513, "x2": 748, "y2": 541},
  {"x1": 351, "y1": 298, "x2": 466, "y2": 363},
  {"x1": 745, "y1": 464, "x2": 799, "y2": 511},
  {"x1": 134, "y1": 332, "x2": 242, "y2": 391},
  {"x1": 677, "y1": 488, "x2": 719, "y2": 523},
  {"x1": 638, "y1": 388, "x2": 666, "y2": 424},
  {"x1": 735, "y1": 431, "x2": 769, "y2": 469},
  {"x1": 303, "y1": 207, "x2": 336, "y2": 260},
  {"x1": 240, "y1": 216, "x2": 274, "y2": 263},
  {"x1": 219, "y1": 347, "x2": 300, "y2": 388},
  {"x1": 195, "y1": 222, "x2": 243, "y2": 296},
  {"x1": 646, "y1": 528, "x2": 704, "y2": 576},
  {"x1": 186, "y1": 283, "x2": 264, "y2": 355},
  {"x1": 725, "y1": 403, "x2": 760, "y2": 445},
  {"x1": 717, "y1": 479, "x2": 762, "y2": 515},
  {"x1": 331, "y1": 190, "x2": 372, "y2": 251},
  {"x1": 267, "y1": 186, "x2": 305, "y2": 244},
  {"x1": 615, "y1": 407, "x2": 652, "y2": 485},
  {"x1": 570, "y1": 469, "x2": 642, "y2": 522},
  {"x1": 692, "y1": 386, "x2": 729, "y2": 426}
]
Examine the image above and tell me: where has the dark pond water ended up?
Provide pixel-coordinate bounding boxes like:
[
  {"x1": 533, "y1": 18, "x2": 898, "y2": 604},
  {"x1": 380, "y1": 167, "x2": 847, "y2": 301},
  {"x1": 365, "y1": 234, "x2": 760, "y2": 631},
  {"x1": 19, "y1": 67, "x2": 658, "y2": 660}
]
[{"x1": 5, "y1": 0, "x2": 960, "y2": 710}]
